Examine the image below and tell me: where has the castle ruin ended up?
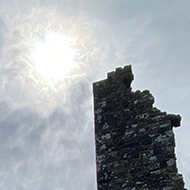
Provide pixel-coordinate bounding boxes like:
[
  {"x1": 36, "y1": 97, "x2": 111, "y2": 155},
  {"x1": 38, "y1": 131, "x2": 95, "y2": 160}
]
[{"x1": 93, "y1": 65, "x2": 185, "y2": 190}]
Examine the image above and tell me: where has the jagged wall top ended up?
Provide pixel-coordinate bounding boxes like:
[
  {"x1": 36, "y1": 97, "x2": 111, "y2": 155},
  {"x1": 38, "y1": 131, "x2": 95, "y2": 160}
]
[
  {"x1": 93, "y1": 65, "x2": 134, "y2": 95},
  {"x1": 93, "y1": 65, "x2": 181, "y2": 128},
  {"x1": 107, "y1": 65, "x2": 134, "y2": 89}
]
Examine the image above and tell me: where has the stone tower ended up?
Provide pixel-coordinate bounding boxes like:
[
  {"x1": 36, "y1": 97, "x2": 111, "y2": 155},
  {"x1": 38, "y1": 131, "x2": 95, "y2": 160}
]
[{"x1": 93, "y1": 65, "x2": 185, "y2": 190}]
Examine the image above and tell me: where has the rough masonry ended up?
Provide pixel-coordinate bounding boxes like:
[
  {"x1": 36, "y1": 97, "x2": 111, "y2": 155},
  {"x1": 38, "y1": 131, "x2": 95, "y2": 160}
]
[{"x1": 93, "y1": 65, "x2": 185, "y2": 190}]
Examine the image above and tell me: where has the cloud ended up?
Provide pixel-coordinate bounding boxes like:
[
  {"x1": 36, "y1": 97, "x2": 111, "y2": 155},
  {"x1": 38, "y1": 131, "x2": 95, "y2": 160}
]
[
  {"x1": 0, "y1": 86, "x2": 95, "y2": 189},
  {"x1": 0, "y1": 0, "x2": 189, "y2": 189}
]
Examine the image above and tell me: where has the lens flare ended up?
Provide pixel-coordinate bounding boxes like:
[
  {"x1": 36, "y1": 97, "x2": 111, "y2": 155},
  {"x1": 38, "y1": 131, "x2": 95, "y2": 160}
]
[{"x1": 32, "y1": 33, "x2": 76, "y2": 82}]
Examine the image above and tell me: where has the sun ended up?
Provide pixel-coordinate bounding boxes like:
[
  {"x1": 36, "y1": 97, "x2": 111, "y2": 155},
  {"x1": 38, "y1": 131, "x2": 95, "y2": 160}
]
[{"x1": 32, "y1": 33, "x2": 76, "y2": 82}]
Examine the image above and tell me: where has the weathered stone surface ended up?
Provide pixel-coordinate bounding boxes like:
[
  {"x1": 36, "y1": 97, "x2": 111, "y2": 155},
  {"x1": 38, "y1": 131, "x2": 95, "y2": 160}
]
[{"x1": 93, "y1": 65, "x2": 185, "y2": 190}]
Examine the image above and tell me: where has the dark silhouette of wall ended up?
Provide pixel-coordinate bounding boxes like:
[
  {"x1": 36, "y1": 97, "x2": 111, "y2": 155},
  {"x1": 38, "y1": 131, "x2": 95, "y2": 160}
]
[{"x1": 93, "y1": 65, "x2": 185, "y2": 190}]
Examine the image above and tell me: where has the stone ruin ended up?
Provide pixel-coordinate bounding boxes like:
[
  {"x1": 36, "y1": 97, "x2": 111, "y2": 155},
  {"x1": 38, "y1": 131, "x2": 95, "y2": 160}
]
[{"x1": 93, "y1": 65, "x2": 186, "y2": 190}]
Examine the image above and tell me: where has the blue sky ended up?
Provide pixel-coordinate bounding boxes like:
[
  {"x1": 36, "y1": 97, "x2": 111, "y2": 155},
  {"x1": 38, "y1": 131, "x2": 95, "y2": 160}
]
[{"x1": 0, "y1": 0, "x2": 189, "y2": 189}]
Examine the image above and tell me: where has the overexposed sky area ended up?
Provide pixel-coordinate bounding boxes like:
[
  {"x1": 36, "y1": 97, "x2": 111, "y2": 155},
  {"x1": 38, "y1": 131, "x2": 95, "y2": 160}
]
[{"x1": 0, "y1": 0, "x2": 189, "y2": 189}]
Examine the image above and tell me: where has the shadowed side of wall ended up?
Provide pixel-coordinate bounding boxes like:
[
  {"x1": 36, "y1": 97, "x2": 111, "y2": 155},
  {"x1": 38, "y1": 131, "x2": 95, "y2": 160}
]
[{"x1": 93, "y1": 65, "x2": 185, "y2": 190}]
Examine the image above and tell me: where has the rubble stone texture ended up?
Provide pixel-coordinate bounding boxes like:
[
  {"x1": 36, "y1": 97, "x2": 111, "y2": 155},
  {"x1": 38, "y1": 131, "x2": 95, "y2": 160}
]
[{"x1": 93, "y1": 65, "x2": 185, "y2": 190}]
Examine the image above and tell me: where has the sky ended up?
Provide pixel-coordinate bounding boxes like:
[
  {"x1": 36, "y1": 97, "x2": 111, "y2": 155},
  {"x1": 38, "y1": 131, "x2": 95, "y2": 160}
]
[{"x1": 0, "y1": 0, "x2": 189, "y2": 189}]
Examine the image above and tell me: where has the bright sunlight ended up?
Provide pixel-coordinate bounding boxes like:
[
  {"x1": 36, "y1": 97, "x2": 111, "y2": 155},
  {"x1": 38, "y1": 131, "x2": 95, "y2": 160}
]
[{"x1": 32, "y1": 33, "x2": 76, "y2": 82}]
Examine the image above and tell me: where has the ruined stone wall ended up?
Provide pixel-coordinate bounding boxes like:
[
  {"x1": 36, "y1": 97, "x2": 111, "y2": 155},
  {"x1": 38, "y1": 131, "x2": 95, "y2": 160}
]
[{"x1": 93, "y1": 65, "x2": 185, "y2": 190}]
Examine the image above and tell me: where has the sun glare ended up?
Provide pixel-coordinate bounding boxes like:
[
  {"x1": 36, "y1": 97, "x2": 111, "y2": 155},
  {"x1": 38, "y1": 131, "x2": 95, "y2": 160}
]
[{"x1": 32, "y1": 33, "x2": 76, "y2": 82}]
